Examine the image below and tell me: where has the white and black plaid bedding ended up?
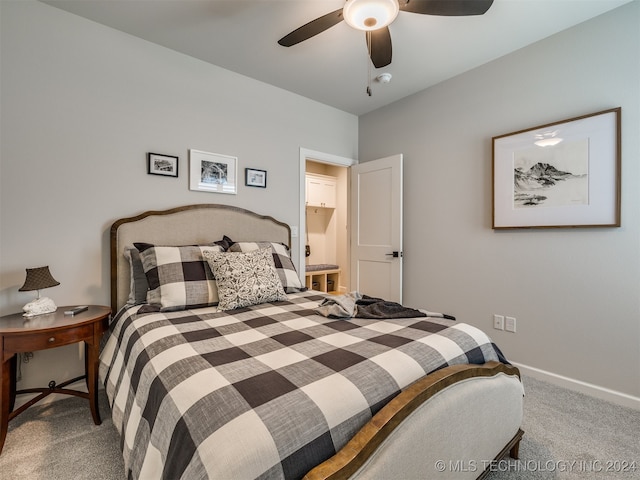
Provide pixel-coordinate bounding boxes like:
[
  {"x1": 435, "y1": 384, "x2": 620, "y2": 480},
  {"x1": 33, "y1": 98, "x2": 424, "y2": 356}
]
[{"x1": 100, "y1": 291, "x2": 508, "y2": 480}]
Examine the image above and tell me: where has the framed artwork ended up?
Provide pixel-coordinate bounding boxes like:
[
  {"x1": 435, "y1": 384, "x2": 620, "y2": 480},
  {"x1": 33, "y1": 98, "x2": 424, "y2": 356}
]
[
  {"x1": 245, "y1": 168, "x2": 267, "y2": 188},
  {"x1": 189, "y1": 149, "x2": 237, "y2": 194},
  {"x1": 492, "y1": 107, "x2": 621, "y2": 229},
  {"x1": 147, "y1": 153, "x2": 178, "y2": 177}
]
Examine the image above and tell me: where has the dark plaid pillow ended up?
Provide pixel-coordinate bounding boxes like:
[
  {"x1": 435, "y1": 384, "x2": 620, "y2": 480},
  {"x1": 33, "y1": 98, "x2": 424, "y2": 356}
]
[
  {"x1": 213, "y1": 235, "x2": 234, "y2": 251},
  {"x1": 134, "y1": 243, "x2": 224, "y2": 311},
  {"x1": 228, "y1": 241, "x2": 305, "y2": 293},
  {"x1": 124, "y1": 246, "x2": 149, "y2": 306}
]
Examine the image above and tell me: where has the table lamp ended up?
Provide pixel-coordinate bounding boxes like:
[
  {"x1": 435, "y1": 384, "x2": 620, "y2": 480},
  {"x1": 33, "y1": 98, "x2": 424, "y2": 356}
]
[{"x1": 19, "y1": 266, "x2": 60, "y2": 317}]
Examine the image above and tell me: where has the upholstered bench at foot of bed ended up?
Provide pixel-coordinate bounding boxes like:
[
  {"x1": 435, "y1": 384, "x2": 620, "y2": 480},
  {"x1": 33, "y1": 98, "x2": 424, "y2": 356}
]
[{"x1": 305, "y1": 367, "x2": 524, "y2": 480}]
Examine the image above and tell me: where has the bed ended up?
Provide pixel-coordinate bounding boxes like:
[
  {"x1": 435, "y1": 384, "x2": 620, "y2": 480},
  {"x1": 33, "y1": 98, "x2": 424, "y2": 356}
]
[{"x1": 101, "y1": 203, "x2": 524, "y2": 480}]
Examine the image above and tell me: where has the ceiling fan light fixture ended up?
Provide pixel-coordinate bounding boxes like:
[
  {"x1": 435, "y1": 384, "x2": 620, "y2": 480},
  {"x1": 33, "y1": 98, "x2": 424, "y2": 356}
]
[{"x1": 343, "y1": 0, "x2": 400, "y2": 31}]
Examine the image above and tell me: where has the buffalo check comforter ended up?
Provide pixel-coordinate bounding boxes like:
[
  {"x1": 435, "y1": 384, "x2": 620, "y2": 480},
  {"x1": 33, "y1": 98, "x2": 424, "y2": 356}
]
[{"x1": 99, "y1": 291, "x2": 508, "y2": 480}]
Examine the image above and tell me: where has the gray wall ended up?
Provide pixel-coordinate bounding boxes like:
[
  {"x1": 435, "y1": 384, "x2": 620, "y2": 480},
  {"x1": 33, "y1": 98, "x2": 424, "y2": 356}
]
[
  {"x1": 0, "y1": 1, "x2": 357, "y2": 388},
  {"x1": 359, "y1": 2, "x2": 640, "y2": 398}
]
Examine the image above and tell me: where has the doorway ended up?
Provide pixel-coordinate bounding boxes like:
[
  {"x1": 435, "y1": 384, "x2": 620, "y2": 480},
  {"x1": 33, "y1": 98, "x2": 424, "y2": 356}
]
[{"x1": 298, "y1": 148, "x2": 355, "y2": 294}]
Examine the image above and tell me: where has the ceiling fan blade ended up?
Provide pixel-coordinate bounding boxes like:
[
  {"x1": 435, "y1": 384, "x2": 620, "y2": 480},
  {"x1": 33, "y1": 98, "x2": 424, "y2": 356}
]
[
  {"x1": 399, "y1": 0, "x2": 494, "y2": 16},
  {"x1": 368, "y1": 27, "x2": 392, "y2": 68},
  {"x1": 278, "y1": 9, "x2": 344, "y2": 47}
]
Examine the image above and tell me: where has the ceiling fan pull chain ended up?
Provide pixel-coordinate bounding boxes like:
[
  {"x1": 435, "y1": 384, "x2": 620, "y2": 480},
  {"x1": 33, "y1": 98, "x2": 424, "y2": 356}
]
[{"x1": 366, "y1": 31, "x2": 372, "y2": 96}]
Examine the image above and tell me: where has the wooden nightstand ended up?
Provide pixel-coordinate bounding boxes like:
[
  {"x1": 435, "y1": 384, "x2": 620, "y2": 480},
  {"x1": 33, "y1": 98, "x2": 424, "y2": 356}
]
[{"x1": 0, "y1": 305, "x2": 111, "y2": 454}]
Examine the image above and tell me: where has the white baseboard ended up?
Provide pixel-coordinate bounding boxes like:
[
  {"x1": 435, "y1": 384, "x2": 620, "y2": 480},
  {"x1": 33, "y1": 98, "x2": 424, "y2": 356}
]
[{"x1": 513, "y1": 362, "x2": 640, "y2": 411}]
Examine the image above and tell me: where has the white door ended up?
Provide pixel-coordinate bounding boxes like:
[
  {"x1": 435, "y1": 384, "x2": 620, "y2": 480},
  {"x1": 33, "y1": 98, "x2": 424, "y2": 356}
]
[{"x1": 350, "y1": 154, "x2": 403, "y2": 303}]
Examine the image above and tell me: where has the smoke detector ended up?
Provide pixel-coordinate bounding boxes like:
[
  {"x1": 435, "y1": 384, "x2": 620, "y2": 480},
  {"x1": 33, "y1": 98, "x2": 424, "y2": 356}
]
[{"x1": 376, "y1": 73, "x2": 392, "y2": 83}]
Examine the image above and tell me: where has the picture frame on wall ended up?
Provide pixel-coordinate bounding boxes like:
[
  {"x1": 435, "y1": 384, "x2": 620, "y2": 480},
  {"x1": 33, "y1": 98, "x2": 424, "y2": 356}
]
[
  {"x1": 492, "y1": 107, "x2": 621, "y2": 229},
  {"x1": 189, "y1": 149, "x2": 237, "y2": 194},
  {"x1": 147, "y1": 153, "x2": 179, "y2": 177},
  {"x1": 245, "y1": 168, "x2": 267, "y2": 188}
]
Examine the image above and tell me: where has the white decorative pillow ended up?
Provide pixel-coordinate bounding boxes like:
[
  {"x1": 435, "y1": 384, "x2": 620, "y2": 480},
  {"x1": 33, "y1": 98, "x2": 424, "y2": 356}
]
[
  {"x1": 203, "y1": 248, "x2": 287, "y2": 311},
  {"x1": 227, "y1": 241, "x2": 305, "y2": 293},
  {"x1": 135, "y1": 243, "x2": 224, "y2": 311}
]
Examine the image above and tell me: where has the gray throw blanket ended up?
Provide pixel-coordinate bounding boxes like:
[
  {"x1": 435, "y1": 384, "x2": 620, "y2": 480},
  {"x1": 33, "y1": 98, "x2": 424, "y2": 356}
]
[
  {"x1": 355, "y1": 294, "x2": 428, "y2": 319},
  {"x1": 315, "y1": 291, "x2": 361, "y2": 318},
  {"x1": 315, "y1": 292, "x2": 454, "y2": 320}
]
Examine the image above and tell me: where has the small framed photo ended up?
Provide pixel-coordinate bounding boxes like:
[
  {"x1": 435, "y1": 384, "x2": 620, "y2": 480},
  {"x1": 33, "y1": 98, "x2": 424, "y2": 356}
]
[
  {"x1": 189, "y1": 149, "x2": 237, "y2": 194},
  {"x1": 147, "y1": 153, "x2": 178, "y2": 177},
  {"x1": 492, "y1": 107, "x2": 621, "y2": 229},
  {"x1": 245, "y1": 168, "x2": 267, "y2": 188}
]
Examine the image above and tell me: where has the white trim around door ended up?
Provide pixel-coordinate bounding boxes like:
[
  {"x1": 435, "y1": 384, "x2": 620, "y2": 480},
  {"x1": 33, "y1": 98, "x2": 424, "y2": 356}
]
[{"x1": 298, "y1": 148, "x2": 356, "y2": 286}]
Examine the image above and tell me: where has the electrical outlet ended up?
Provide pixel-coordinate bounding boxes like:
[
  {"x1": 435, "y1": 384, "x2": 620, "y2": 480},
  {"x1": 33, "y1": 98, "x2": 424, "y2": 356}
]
[
  {"x1": 505, "y1": 316, "x2": 516, "y2": 333},
  {"x1": 493, "y1": 314, "x2": 504, "y2": 330}
]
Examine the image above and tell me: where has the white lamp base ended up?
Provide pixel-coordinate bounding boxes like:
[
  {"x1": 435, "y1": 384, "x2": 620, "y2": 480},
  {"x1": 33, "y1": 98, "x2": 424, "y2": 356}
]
[{"x1": 23, "y1": 297, "x2": 57, "y2": 317}]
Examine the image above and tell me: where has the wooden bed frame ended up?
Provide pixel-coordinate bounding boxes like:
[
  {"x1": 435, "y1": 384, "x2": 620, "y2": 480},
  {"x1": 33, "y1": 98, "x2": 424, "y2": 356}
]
[{"x1": 110, "y1": 203, "x2": 524, "y2": 480}]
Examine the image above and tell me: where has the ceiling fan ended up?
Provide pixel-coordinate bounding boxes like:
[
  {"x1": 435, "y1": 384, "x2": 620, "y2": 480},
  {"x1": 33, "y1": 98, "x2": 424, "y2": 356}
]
[{"x1": 278, "y1": 0, "x2": 494, "y2": 68}]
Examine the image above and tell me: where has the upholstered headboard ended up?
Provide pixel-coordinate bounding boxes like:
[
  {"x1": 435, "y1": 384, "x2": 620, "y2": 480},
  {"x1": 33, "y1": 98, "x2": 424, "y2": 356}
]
[{"x1": 110, "y1": 204, "x2": 291, "y2": 312}]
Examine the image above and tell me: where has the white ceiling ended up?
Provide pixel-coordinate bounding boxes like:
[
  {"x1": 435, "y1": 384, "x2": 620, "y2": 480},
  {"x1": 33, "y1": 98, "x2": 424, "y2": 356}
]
[{"x1": 42, "y1": 0, "x2": 631, "y2": 115}]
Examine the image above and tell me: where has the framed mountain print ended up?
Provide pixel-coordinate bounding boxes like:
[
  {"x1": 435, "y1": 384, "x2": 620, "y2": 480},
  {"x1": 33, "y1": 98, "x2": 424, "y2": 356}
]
[{"x1": 492, "y1": 108, "x2": 621, "y2": 229}]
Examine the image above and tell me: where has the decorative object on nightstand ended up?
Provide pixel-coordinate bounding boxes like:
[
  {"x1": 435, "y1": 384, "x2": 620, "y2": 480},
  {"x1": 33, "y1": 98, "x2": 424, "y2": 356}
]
[{"x1": 18, "y1": 266, "x2": 60, "y2": 317}]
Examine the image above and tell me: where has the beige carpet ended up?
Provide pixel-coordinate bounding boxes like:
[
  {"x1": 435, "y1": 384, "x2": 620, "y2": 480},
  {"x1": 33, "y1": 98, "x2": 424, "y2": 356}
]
[{"x1": 0, "y1": 390, "x2": 124, "y2": 480}]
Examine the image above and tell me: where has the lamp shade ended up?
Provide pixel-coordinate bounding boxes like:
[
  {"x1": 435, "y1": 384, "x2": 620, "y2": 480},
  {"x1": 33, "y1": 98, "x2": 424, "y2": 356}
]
[{"x1": 19, "y1": 266, "x2": 60, "y2": 292}]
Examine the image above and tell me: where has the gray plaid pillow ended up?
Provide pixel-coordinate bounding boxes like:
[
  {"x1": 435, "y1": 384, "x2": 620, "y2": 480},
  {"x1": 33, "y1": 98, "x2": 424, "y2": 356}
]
[
  {"x1": 203, "y1": 248, "x2": 287, "y2": 311},
  {"x1": 134, "y1": 243, "x2": 224, "y2": 311},
  {"x1": 228, "y1": 241, "x2": 305, "y2": 293}
]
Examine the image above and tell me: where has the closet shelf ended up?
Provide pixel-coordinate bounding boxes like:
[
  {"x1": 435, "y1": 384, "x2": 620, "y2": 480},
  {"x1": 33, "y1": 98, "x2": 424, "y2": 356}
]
[{"x1": 305, "y1": 267, "x2": 340, "y2": 294}]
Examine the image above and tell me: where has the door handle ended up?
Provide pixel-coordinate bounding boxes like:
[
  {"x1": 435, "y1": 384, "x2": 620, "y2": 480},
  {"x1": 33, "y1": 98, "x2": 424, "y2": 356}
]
[{"x1": 385, "y1": 251, "x2": 402, "y2": 258}]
